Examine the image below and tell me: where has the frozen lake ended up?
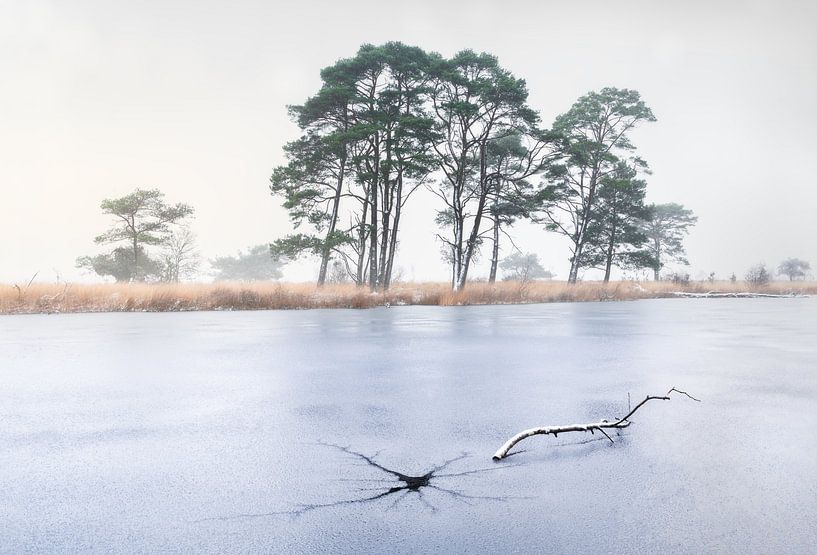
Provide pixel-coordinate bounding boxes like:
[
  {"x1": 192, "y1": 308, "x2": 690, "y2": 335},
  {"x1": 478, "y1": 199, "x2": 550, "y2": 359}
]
[{"x1": 2, "y1": 299, "x2": 816, "y2": 553}]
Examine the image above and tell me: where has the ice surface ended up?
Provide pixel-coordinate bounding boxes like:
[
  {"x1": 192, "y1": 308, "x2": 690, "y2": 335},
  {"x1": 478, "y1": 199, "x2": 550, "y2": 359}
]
[{"x1": 1, "y1": 299, "x2": 816, "y2": 553}]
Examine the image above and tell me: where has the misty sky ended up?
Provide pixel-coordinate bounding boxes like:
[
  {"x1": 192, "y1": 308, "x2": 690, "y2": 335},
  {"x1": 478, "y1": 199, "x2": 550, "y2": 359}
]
[{"x1": 2, "y1": 0, "x2": 816, "y2": 283}]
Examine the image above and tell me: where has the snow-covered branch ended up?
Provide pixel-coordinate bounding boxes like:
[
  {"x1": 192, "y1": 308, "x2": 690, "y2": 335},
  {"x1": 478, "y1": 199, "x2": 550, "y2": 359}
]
[
  {"x1": 672, "y1": 292, "x2": 807, "y2": 299},
  {"x1": 492, "y1": 388, "x2": 700, "y2": 460}
]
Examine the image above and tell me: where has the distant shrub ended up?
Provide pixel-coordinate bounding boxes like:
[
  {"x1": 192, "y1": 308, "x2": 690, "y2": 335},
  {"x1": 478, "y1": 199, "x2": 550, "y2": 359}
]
[
  {"x1": 210, "y1": 245, "x2": 283, "y2": 281},
  {"x1": 500, "y1": 252, "x2": 553, "y2": 283},
  {"x1": 745, "y1": 263, "x2": 770, "y2": 286},
  {"x1": 778, "y1": 258, "x2": 810, "y2": 281},
  {"x1": 327, "y1": 260, "x2": 349, "y2": 284},
  {"x1": 667, "y1": 272, "x2": 690, "y2": 285}
]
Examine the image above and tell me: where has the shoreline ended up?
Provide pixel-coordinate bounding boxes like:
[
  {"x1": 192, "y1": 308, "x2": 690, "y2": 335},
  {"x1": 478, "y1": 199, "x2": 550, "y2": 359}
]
[{"x1": 1, "y1": 280, "x2": 814, "y2": 315}]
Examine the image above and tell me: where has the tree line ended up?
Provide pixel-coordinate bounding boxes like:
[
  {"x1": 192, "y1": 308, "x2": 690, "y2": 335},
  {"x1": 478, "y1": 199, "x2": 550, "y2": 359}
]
[
  {"x1": 73, "y1": 187, "x2": 810, "y2": 285},
  {"x1": 76, "y1": 188, "x2": 283, "y2": 282},
  {"x1": 269, "y1": 42, "x2": 697, "y2": 290}
]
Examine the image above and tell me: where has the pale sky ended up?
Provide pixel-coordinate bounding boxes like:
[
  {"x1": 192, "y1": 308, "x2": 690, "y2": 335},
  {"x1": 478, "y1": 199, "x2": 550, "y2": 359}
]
[{"x1": 2, "y1": 0, "x2": 816, "y2": 283}]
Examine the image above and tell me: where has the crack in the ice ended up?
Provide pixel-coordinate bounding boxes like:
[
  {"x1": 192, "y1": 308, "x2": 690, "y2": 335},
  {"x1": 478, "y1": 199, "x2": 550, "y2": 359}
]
[{"x1": 198, "y1": 441, "x2": 525, "y2": 521}]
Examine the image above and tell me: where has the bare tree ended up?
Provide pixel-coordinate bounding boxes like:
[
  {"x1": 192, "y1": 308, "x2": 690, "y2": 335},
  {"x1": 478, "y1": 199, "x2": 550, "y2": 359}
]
[
  {"x1": 745, "y1": 263, "x2": 771, "y2": 286},
  {"x1": 326, "y1": 259, "x2": 349, "y2": 284},
  {"x1": 160, "y1": 227, "x2": 200, "y2": 282}
]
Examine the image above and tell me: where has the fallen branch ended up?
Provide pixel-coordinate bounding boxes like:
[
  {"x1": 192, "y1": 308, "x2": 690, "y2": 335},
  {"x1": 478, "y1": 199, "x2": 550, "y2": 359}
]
[
  {"x1": 672, "y1": 291, "x2": 806, "y2": 298},
  {"x1": 492, "y1": 388, "x2": 700, "y2": 461}
]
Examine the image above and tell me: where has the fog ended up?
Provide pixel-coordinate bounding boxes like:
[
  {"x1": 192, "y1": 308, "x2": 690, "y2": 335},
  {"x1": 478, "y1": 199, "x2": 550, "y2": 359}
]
[{"x1": 2, "y1": 0, "x2": 816, "y2": 283}]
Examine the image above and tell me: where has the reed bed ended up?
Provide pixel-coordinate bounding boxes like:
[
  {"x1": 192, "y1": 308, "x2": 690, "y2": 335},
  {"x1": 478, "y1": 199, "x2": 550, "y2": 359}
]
[{"x1": 0, "y1": 280, "x2": 814, "y2": 314}]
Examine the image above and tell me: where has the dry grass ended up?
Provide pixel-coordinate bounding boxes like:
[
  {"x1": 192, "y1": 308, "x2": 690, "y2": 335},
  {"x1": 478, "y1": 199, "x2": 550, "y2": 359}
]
[{"x1": 0, "y1": 280, "x2": 814, "y2": 314}]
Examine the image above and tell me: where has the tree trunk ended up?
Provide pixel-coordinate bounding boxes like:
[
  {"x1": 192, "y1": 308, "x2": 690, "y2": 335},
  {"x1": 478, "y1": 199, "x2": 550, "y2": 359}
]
[
  {"x1": 378, "y1": 131, "x2": 393, "y2": 289},
  {"x1": 368, "y1": 142, "x2": 380, "y2": 291},
  {"x1": 384, "y1": 171, "x2": 404, "y2": 291},
  {"x1": 317, "y1": 156, "x2": 346, "y2": 286},
  {"x1": 488, "y1": 215, "x2": 500, "y2": 284},
  {"x1": 354, "y1": 186, "x2": 369, "y2": 286},
  {"x1": 568, "y1": 162, "x2": 601, "y2": 285},
  {"x1": 451, "y1": 252, "x2": 456, "y2": 290},
  {"x1": 603, "y1": 228, "x2": 616, "y2": 283},
  {"x1": 653, "y1": 237, "x2": 661, "y2": 281},
  {"x1": 384, "y1": 227, "x2": 397, "y2": 290},
  {"x1": 452, "y1": 217, "x2": 464, "y2": 291},
  {"x1": 378, "y1": 207, "x2": 390, "y2": 288},
  {"x1": 317, "y1": 249, "x2": 330, "y2": 286},
  {"x1": 568, "y1": 241, "x2": 582, "y2": 284},
  {"x1": 132, "y1": 231, "x2": 139, "y2": 282},
  {"x1": 455, "y1": 143, "x2": 490, "y2": 291},
  {"x1": 448, "y1": 131, "x2": 472, "y2": 292}
]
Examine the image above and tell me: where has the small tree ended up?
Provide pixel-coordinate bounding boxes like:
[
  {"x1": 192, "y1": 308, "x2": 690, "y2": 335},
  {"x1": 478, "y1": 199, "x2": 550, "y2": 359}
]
[
  {"x1": 580, "y1": 162, "x2": 653, "y2": 282},
  {"x1": 499, "y1": 252, "x2": 552, "y2": 283},
  {"x1": 643, "y1": 203, "x2": 697, "y2": 280},
  {"x1": 78, "y1": 188, "x2": 194, "y2": 281},
  {"x1": 160, "y1": 227, "x2": 200, "y2": 282},
  {"x1": 211, "y1": 245, "x2": 284, "y2": 281},
  {"x1": 540, "y1": 88, "x2": 656, "y2": 284},
  {"x1": 326, "y1": 260, "x2": 349, "y2": 284},
  {"x1": 778, "y1": 258, "x2": 810, "y2": 281},
  {"x1": 666, "y1": 271, "x2": 690, "y2": 285},
  {"x1": 484, "y1": 133, "x2": 558, "y2": 283},
  {"x1": 77, "y1": 247, "x2": 162, "y2": 282},
  {"x1": 745, "y1": 263, "x2": 770, "y2": 286}
]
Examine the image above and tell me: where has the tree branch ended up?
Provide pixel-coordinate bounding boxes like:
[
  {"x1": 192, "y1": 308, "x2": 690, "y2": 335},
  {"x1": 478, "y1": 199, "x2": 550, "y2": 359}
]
[{"x1": 492, "y1": 388, "x2": 700, "y2": 460}]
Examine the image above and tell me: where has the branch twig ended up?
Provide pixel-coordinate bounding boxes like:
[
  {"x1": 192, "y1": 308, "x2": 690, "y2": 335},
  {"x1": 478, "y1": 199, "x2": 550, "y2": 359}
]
[{"x1": 492, "y1": 388, "x2": 700, "y2": 461}]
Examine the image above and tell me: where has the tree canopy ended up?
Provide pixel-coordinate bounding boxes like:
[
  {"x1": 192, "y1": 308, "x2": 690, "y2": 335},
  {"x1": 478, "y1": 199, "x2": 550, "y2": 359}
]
[
  {"x1": 580, "y1": 163, "x2": 654, "y2": 281},
  {"x1": 539, "y1": 88, "x2": 656, "y2": 283},
  {"x1": 77, "y1": 188, "x2": 194, "y2": 282},
  {"x1": 643, "y1": 203, "x2": 697, "y2": 280},
  {"x1": 269, "y1": 43, "x2": 698, "y2": 288},
  {"x1": 500, "y1": 252, "x2": 552, "y2": 282},
  {"x1": 778, "y1": 258, "x2": 810, "y2": 281}
]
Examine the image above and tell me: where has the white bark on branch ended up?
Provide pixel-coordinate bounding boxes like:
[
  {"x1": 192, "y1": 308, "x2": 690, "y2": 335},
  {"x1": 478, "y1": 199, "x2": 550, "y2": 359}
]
[{"x1": 492, "y1": 388, "x2": 700, "y2": 461}]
